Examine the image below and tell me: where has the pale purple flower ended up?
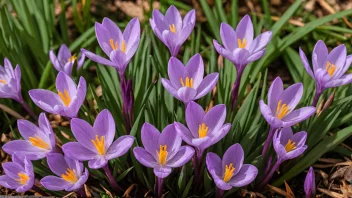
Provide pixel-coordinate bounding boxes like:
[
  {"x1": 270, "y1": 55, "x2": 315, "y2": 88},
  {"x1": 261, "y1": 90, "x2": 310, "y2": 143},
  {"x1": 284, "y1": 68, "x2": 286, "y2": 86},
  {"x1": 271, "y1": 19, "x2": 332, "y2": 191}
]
[
  {"x1": 206, "y1": 144, "x2": 258, "y2": 191},
  {"x1": 213, "y1": 15, "x2": 272, "y2": 72},
  {"x1": 150, "y1": 5, "x2": 195, "y2": 57},
  {"x1": 62, "y1": 109, "x2": 134, "y2": 169},
  {"x1": 175, "y1": 101, "x2": 231, "y2": 155},
  {"x1": 29, "y1": 71, "x2": 86, "y2": 118},
  {"x1": 304, "y1": 166, "x2": 316, "y2": 198},
  {"x1": 82, "y1": 17, "x2": 140, "y2": 76},
  {"x1": 133, "y1": 123, "x2": 195, "y2": 178},
  {"x1": 259, "y1": 77, "x2": 316, "y2": 129},
  {"x1": 273, "y1": 127, "x2": 307, "y2": 162},
  {"x1": 0, "y1": 58, "x2": 22, "y2": 102},
  {"x1": 300, "y1": 40, "x2": 352, "y2": 106},
  {"x1": 40, "y1": 153, "x2": 88, "y2": 191},
  {"x1": 0, "y1": 154, "x2": 34, "y2": 193},
  {"x1": 50, "y1": 44, "x2": 85, "y2": 76},
  {"x1": 161, "y1": 54, "x2": 219, "y2": 104},
  {"x1": 2, "y1": 113, "x2": 55, "y2": 160}
]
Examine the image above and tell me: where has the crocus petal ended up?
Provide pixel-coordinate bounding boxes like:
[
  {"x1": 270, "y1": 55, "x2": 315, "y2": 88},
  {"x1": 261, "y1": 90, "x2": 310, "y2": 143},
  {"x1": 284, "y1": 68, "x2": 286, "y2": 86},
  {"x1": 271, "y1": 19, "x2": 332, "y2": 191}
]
[
  {"x1": 212, "y1": 172, "x2": 232, "y2": 190},
  {"x1": 64, "y1": 76, "x2": 86, "y2": 118},
  {"x1": 304, "y1": 167, "x2": 316, "y2": 197},
  {"x1": 206, "y1": 152, "x2": 223, "y2": 176},
  {"x1": 161, "y1": 78, "x2": 179, "y2": 99},
  {"x1": 259, "y1": 100, "x2": 283, "y2": 128},
  {"x1": 93, "y1": 109, "x2": 116, "y2": 147},
  {"x1": 244, "y1": 50, "x2": 265, "y2": 65},
  {"x1": 334, "y1": 55, "x2": 352, "y2": 78},
  {"x1": 325, "y1": 74, "x2": 352, "y2": 88},
  {"x1": 235, "y1": 15, "x2": 253, "y2": 49},
  {"x1": 133, "y1": 147, "x2": 158, "y2": 168},
  {"x1": 2, "y1": 162, "x2": 24, "y2": 179},
  {"x1": 177, "y1": 23, "x2": 194, "y2": 46},
  {"x1": 220, "y1": 23, "x2": 238, "y2": 51},
  {"x1": 299, "y1": 48, "x2": 314, "y2": 79},
  {"x1": 77, "y1": 53, "x2": 86, "y2": 69},
  {"x1": 63, "y1": 62, "x2": 73, "y2": 76},
  {"x1": 95, "y1": 22, "x2": 115, "y2": 56},
  {"x1": 232, "y1": 48, "x2": 251, "y2": 69},
  {"x1": 213, "y1": 40, "x2": 237, "y2": 66},
  {"x1": 282, "y1": 107, "x2": 316, "y2": 127},
  {"x1": 183, "y1": 9, "x2": 195, "y2": 27},
  {"x1": 49, "y1": 50, "x2": 61, "y2": 72},
  {"x1": 185, "y1": 101, "x2": 205, "y2": 137},
  {"x1": 46, "y1": 153, "x2": 69, "y2": 176},
  {"x1": 195, "y1": 73, "x2": 219, "y2": 100},
  {"x1": 174, "y1": 122, "x2": 193, "y2": 145},
  {"x1": 88, "y1": 157, "x2": 108, "y2": 169},
  {"x1": 159, "y1": 124, "x2": 182, "y2": 160},
  {"x1": 209, "y1": 124, "x2": 231, "y2": 146},
  {"x1": 312, "y1": 40, "x2": 328, "y2": 71},
  {"x1": 191, "y1": 136, "x2": 211, "y2": 148},
  {"x1": 268, "y1": 77, "x2": 284, "y2": 111},
  {"x1": 17, "y1": 119, "x2": 39, "y2": 140},
  {"x1": 153, "y1": 166, "x2": 172, "y2": 178},
  {"x1": 106, "y1": 135, "x2": 134, "y2": 160},
  {"x1": 2, "y1": 140, "x2": 47, "y2": 160},
  {"x1": 66, "y1": 168, "x2": 89, "y2": 191},
  {"x1": 228, "y1": 164, "x2": 258, "y2": 187},
  {"x1": 324, "y1": 44, "x2": 347, "y2": 73},
  {"x1": 285, "y1": 146, "x2": 307, "y2": 160},
  {"x1": 0, "y1": 175, "x2": 20, "y2": 189},
  {"x1": 123, "y1": 18, "x2": 140, "y2": 51},
  {"x1": 38, "y1": 113, "x2": 55, "y2": 145},
  {"x1": 203, "y1": 104, "x2": 226, "y2": 134},
  {"x1": 279, "y1": 82, "x2": 303, "y2": 111},
  {"x1": 110, "y1": 50, "x2": 128, "y2": 74},
  {"x1": 81, "y1": 49, "x2": 115, "y2": 67},
  {"x1": 177, "y1": 87, "x2": 197, "y2": 104},
  {"x1": 56, "y1": 72, "x2": 77, "y2": 98},
  {"x1": 168, "y1": 57, "x2": 186, "y2": 88},
  {"x1": 150, "y1": 10, "x2": 167, "y2": 39},
  {"x1": 222, "y1": 144, "x2": 244, "y2": 176},
  {"x1": 70, "y1": 118, "x2": 97, "y2": 152},
  {"x1": 62, "y1": 142, "x2": 97, "y2": 161},
  {"x1": 58, "y1": 44, "x2": 71, "y2": 60},
  {"x1": 249, "y1": 31, "x2": 272, "y2": 54},
  {"x1": 185, "y1": 54, "x2": 204, "y2": 88},
  {"x1": 291, "y1": 131, "x2": 308, "y2": 148},
  {"x1": 141, "y1": 123, "x2": 160, "y2": 158},
  {"x1": 29, "y1": 89, "x2": 62, "y2": 114},
  {"x1": 166, "y1": 146, "x2": 194, "y2": 167},
  {"x1": 162, "y1": 30, "x2": 179, "y2": 56},
  {"x1": 102, "y1": 18, "x2": 123, "y2": 44},
  {"x1": 164, "y1": 5, "x2": 182, "y2": 30},
  {"x1": 40, "y1": 176, "x2": 69, "y2": 191}
]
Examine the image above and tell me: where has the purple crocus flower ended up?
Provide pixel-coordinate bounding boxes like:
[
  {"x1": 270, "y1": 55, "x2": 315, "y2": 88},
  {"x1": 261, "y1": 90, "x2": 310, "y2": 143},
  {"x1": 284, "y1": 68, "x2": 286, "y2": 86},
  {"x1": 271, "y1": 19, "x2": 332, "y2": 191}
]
[
  {"x1": 0, "y1": 154, "x2": 34, "y2": 192},
  {"x1": 299, "y1": 40, "x2": 352, "y2": 106},
  {"x1": 62, "y1": 109, "x2": 134, "y2": 169},
  {"x1": 82, "y1": 17, "x2": 140, "y2": 76},
  {"x1": 50, "y1": 44, "x2": 85, "y2": 76},
  {"x1": 29, "y1": 71, "x2": 86, "y2": 118},
  {"x1": 2, "y1": 113, "x2": 55, "y2": 160},
  {"x1": 133, "y1": 123, "x2": 195, "y2": 178},
  {"x1": 213, "y1": 15, "x2": 272, "y2": 108},
  {"x1": 259, "y1": 127, "x2": 307, "y2": 189},
  {"x1": 259, "y1": 76, "x2": 315, "y2": 156},
  {"x1": 150, "y1": 5, "x2": 195, "y2": 57},
  {"x1": 0, "y1": 58, "x2": 22, "y2": 102},
  {"x1": 40, "y1": 153, "x2": 88, "y2": 191},
  {"x1": 161, "y1": 54, "x2": 219, "y2": 105},
  {"x1": 175, "y1": 101, "x2": 231, "y2": 158},
  {"x1": 206, "y1": 144, "x2": 258, "y2": 191},
  {"x1": 304, "y1": 166, "x2": 316, "y2": 198}
]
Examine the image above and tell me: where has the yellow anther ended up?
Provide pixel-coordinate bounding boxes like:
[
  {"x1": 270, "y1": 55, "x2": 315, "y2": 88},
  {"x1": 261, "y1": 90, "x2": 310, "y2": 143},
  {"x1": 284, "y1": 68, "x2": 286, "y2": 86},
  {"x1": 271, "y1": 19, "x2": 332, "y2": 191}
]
[
  {"x1": 91, "y1": 135, "x2": 105, "y2": 155},
  {"x1": 275, "y1": 100, "x2": 290, "y2": 120},
  {"x1": 325, "y1": 61, "x2": 336, "y2": 77},
  {"x1": 29, "y1": 135, "x2": 50, "y2": 150},
  {"x1": 169, "y1": 24, "x2": 176, "y2": 33},
  {"x1": 68, "y1": 54, "x2": 77, "y2": 62},
  {"x1": 109, "y1": 39, "x2": 118, "y2": 50},
  {"x1": 15, "y1": 172, "x2": 29, "y2": 185},
  {"x1": 180, "y1": 77, "x2": 193, "y2": 88},
  {"x1": 198, "y1": 123, "x2": 209, "y2": 138},
  {"x1": 223, "y1": 163, "x2": 235, "y2": 183},
  {"x1": 237, "y1": 38, "x2": 247, "y2": 48},
  {"x1": 58, "y1": 89, "x2": 71, "y2": 107},
  {"x1": 157, "y1": 145, "x2": 168, "y2": 166},
  {"x1": 61, "y1": 168, "x2": 78, "y2": 183},
  {"x1": 0, "y1": 79, "x2": 7, "y2": 84},
  {"x1": 121, "y1": 40, "x2": 126, "y2": 53},
  {"x1": 285, "y1": 139, "x2": 296, "y2": 152}
]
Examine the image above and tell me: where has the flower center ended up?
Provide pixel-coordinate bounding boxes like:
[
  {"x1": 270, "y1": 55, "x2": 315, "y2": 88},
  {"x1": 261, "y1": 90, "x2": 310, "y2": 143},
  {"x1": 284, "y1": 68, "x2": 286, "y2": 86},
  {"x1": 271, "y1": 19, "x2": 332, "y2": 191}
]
[
  {"x1": 275, "y1": 100, "x2": 290, "y2": 119},
  {"x1": 169, "y1": 24, "x2": 176, "y2": 33},
  {"x1": 237, "y1": 38, "x2": 247, "y2": 48},
  {"x1": 29, "y1": 135, "x2": 50, "y2": 150},
  {"x1": 0, "y1": 79, "x2": 7, "y2": 84},
  {"x1": 68, "y1": 54, "x2": 77, "y2": 62},
  {"x1": 91, "y1": 135, "x2": 105, "y2": 155},
  {"x1": 180, "y1": 77, "x2": 193, "y2": 88},
  {"x1": 15, "y1": 172, "x2": 29, "y2": 185},
  {"x1": 58, "y1": 89, "x2": 71, "y2": 107},
  {"x1": 285, "y1": 139, "x2": 296, "y2": 152},
  {"x1": 223, "y1": 163, "x2": 235, "y2": 183},
  {"x1": 156, "y1": 145, "x2": 168, "y2": 166},
  {"x1": 325, "y1": 61, "x2": 336, "y2": 77},
  {"x1": 109, "y1": 39, "x2": 126, "y2": 53},
  {"x1": 61, "y1": 168, "x2": 78, "y2": 183},
  {"x1": 198, "y1": 123, "x2": 208, "y2": 138}
]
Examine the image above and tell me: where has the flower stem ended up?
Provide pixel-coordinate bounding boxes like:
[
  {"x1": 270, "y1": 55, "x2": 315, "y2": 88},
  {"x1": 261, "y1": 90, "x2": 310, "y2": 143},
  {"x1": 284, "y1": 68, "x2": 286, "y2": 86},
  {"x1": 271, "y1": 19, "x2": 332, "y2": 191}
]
[
  {"x1": 102, "y1": 164, "x2": 122, "y2": 192},
  {"x1": 192, "y1": 148, "x2": 204, "y2": 188},
  {"x1": 261, "y1": 127, "x2": 276, "y2": 157},
  {"x1": 216, "y1": 187, "x2": 225, "y2": 197},
  {"x1": 31, "y1": 185, "x2": 49, "y2": 196},
  {"x1": 231, "y1": 69, "x2": 244, "y2": 110},
  {"x1": 312, "y1": 87, "x2": 322, "y2": 107},
  {"x1": 76, "y1": 186, "x2": 87, "y2": 197},
  {"x1": 119, "y1": 74, "x2": 134, "y2": 133},
  {"x1": 259, "y1": 159, "x2": 282, "y2": 190},
  {"x1": 19, "y1": 100, "x2": 37, "y2": 120},
  {"x1": 154, "y1": 177, "x2": 164, "y2": 198}
]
